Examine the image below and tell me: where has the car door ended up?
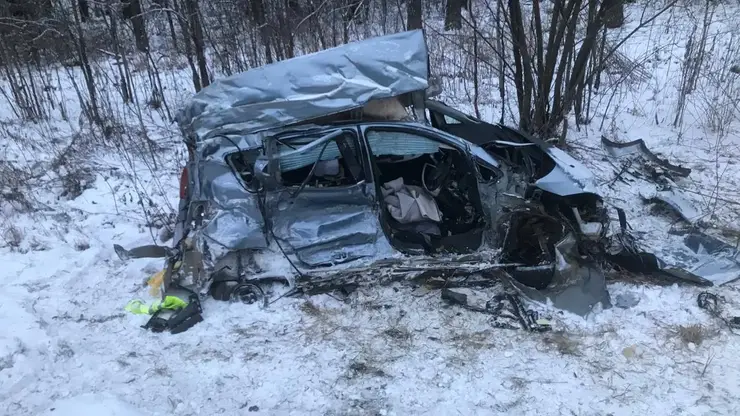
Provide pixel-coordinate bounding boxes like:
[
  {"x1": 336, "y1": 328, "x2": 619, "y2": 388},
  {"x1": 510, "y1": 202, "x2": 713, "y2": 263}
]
[
  {"x1": 425, "y1": 99, "x2": 514, "y2": 146},
  {"x1": 427, "y1": 99, "x2": 559, "y2": 180},
  {"x1": 262, "y1": 127, "x2": 385, "y2": 268},
  {"x1": 426, "y1": 99, "x2": 599, "y2": 197},
  {"x1": 360, "y1": 123, "x2": 493, "y2": 253}
]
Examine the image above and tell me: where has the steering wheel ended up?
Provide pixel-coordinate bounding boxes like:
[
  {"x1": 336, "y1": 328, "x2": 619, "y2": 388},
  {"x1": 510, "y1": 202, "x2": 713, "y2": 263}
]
[{"x1": 422, "y1": 154, "x2": 451, "y2": 194}]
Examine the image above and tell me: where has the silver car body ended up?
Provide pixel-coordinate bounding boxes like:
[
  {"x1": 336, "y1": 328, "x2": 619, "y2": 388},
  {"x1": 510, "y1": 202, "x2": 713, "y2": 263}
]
[{"x1": 169, "y1": 31, "x2": 623, "y2": 316}]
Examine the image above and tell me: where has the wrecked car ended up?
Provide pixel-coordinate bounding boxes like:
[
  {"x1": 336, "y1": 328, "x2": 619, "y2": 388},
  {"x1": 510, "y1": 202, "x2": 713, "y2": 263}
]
[{"x1": 115, "y1": 30, "x2": 720, "y2": 333}]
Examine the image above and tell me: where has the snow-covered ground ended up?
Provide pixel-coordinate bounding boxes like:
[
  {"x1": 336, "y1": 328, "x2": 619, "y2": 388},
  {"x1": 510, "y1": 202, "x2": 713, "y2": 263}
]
[{"x1": 2, "y1": 3, "x2": 740, "y2": 415}]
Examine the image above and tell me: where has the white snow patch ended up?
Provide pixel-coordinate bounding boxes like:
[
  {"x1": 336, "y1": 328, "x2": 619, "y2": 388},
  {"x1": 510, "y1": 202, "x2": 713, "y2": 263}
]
[{"x1": 40, "y1": 393, "x2": 150, "y2": 416}]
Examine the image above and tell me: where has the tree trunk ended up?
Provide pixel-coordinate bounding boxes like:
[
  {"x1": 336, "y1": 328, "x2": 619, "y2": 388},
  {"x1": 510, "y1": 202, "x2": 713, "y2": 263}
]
[
  {"x1": 79, "y1": 0, "x2": 90, "y2": 21},
  {"x1": 407, "y1": 0, "x2": 422, "y2": 30},
  {"x1": 444, "y1": 0, "x2": 463, "y2": 30},
  {"x1": 153, "y1": 0, "x2": 180, "y2": 52},
  {"x1": 508, "y1": 0, "x2": 534, "y2": 133},
  {"x1": 184, "y1": 0, "x2": 209, "y2": 88},
  {"x1": 604, "y1": 0, "x2": 624, "y2": 29},
  {"x1": 71, "y1": 1, "x2": 100, "y2": 124},
  {"x1": 469, "y1": 5, "x2": 480, "y2": 118},
  {"x1": 280, "y1": 0, "x2": 295, "y2": 57},
  {"x1": 250, "y1": 0, "x2": 272, "y2": 63},
  {"x1": 107, "y1": 4, "x2": 132, "y2": 103},
  {"x1": 560, "y1": 1, "x2": 607, "y2": 130},
  {"x1": 380, "y1": 0, "x2": 388, "y2": 32},
  {"x1": 287, "y1": 0, "x2": 302, "y2": 15},
  {"x1": 121, "y1": 0, "x2": 149, "y2": 52},
  {"x1": 174, "y1": 0, "x2": 201, "y2": 91},
  {"x1": 343, "y1": 0, "x2": 365, "y2": 24},
  {"x1": 497, "y1": 0, "x2": 506, "y2": 124}
]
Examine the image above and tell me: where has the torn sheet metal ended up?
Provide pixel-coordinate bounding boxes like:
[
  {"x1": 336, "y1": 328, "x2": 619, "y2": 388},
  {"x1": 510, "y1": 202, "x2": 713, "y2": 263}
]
[
  {"x1": 611, "y1": 227, "x2": 739, "y2": 287},
  {"x1": 176, "y1": 30, "x2": 429, "y2": 146},
  {"x1": 113, "y1": 244, "x2": 171, "y2": 260},
  {"x1": 505, "y1": 234, "x2": 612, "y2": 317},
  {"x1": 640, "y1": 187, "x2": 703, "y2": 225},
  {"x1": 600, "y1": 137, "x2": 738, "y2": 285},
  {"x1": 534, "y1": 147, "x2": 600, "y2": 196},
  {"x1": 198, "y1": 159, "x2": 269, "y2": 252},
  {"x1": 426, "y1": 99, "x2": 599, "y2": 197},
  {"x1": 601, "y1": 136, "x2": 691, "y2": 179},
  {"x1": 678, "y1": 232, "x2": 740, "y2": 285},
  {"x1": 295, "y1": 252, "x2": 512, "y2": 295},
  {"x1": 506, "y1": 263, "x2": 610, "y2": 317},
  {"x1": 534, "y1": 162, "x2": 598, "y2": 197},
  {"x1": 605, "y1": 209, "x2": 713, "y2": 286},
  {"x1": 267, "y1": 184, "x2": 387, "y2": 267},
  {"x1": 605, "y1": 242, "x2": 713, "y2": 287}
]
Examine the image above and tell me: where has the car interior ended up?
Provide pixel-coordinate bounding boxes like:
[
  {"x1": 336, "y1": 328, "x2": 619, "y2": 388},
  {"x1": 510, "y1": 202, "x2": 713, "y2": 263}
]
[
  {"x1": 273, "y1": 132, "x2": 365, "y2": 188},
  {"x1": 364, "y1": 129, "x2": 487, "y2": 254}
]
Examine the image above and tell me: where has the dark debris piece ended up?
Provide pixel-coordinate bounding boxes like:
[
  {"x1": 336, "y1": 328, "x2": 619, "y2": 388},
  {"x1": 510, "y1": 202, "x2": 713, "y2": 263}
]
[
  {"x1": 697, "y1": 292, "x2": 740, "y2": 332},
  {"x1": 605, "y1": 208, "x2": 713, "y2": 287},
  {"x1": 601, "y1": 136, "x2": 691, "y2": 179},
  {"x1": 441, "y1": 288, "x2": 551, "y2": 332}
]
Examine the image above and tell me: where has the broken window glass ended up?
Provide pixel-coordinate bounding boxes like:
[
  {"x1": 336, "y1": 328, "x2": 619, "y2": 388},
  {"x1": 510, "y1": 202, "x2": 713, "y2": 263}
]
[
  {"x1": 366, "y1": 130, "x2": 443, "y2": 159},
  {"x1": 275, "y1": 131, "x2": 364, "y2": 188},
  {"x1": 226, "y1": 148, "x2": 263, "y2": 192},
  {"x1": 442, "y1": 114, "x2": 462, "y2": 125}
]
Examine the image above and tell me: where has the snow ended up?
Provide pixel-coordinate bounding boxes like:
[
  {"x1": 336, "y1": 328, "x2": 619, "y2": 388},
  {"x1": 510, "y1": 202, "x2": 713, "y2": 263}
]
[
  {"x1": 2, "y1": 2, "x2": 740, "y2": 415},
  {"x1": 39, "y1": 393, "x2": 151, "y2": 416}
]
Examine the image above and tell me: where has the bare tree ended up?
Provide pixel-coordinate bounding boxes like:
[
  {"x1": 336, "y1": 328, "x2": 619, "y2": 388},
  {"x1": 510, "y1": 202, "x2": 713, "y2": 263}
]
[
  {"x1": 407, "y1": 0, "x2": 422, "y2": 30},
  {"x1": 445, "y1": 0, "x2": 464, "y2": 30},
  {"x1": 170, "y1": 1, "x2": 195, "y2": 90},
  {"x1": 106, "y1": 1, "x2": 133, "y2": 103},
  {"x1": 79, "y1": 0, "x2": 90, "y2": 21},
  {"x1": 604, "y1": 0, "x2": 625, "y2": 29},
  {"x1": 121, "y1": 0, "x2": 149, "y2": 52},
  {"x1": 496, "y1": 0, "x2": 677, "y2": 143},
  {"x1": 152, "y1": 0, "x2": 180, "y2": 52},
  {"x1": 183, "y1": 0, "x2": 209, "y2": 89},
  {"x1": 674, "y1": 1, "x2": 716, "y2": 129},
  {"x1": 71, "y1": 0, "x2": 100, "y2": 123},
  {"x1": 0, "y1": 0, "x2": 690, "y2": 153},
  {"x1": 250, "y1": 0, "x2": 273, "y2": 63}
]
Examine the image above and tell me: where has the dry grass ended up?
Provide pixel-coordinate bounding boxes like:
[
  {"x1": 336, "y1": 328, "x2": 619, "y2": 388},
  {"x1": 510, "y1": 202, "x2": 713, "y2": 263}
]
[
  {"x1": 298, "y1": 299, "x2": 346, "y2": 344},
  {"x1": 1, "y1": 225, "x2": 23, "y2": 249},
  {"x1": 299, "y1": 300, "x2": 324, "y2": 317},
  {"x1": 663, "y1": 323, "x2": 722, "y2": 351},
  {"x1": 676, "y1": 324, "x2": 707, "y2": 346},
  {"x1": 542, "y1": 331, "x2": 582, "y2": 356},
  {"x1": 345, "y1": 360, "x2": 389, "y2": 379},
  {"x1": 149, "y1": 365, "x2": 172, "y2": 378},
  {"x1": 382, "y1": 327, "x2": 412, "y2": 342},
  {"x1": 74, "y1": 239, "x2": 91, "y2": 251},
  {"x1": 449, "y1": 329, "x2": 497, "y2": 351},
  {"x1": 0, "y1": 353, "x2": 15, "y2": 371}
]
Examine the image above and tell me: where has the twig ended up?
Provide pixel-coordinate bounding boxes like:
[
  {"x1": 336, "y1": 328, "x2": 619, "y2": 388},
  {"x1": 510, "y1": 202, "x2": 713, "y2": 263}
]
[{"x1": 701, "y1": 351, "x2": 715, "y2": 377}]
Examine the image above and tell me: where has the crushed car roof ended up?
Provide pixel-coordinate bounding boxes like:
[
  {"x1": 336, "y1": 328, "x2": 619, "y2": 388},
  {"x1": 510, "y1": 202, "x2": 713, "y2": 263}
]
[{"x1": 175, "y1": 30, "x2": 430, "y2": 144}]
